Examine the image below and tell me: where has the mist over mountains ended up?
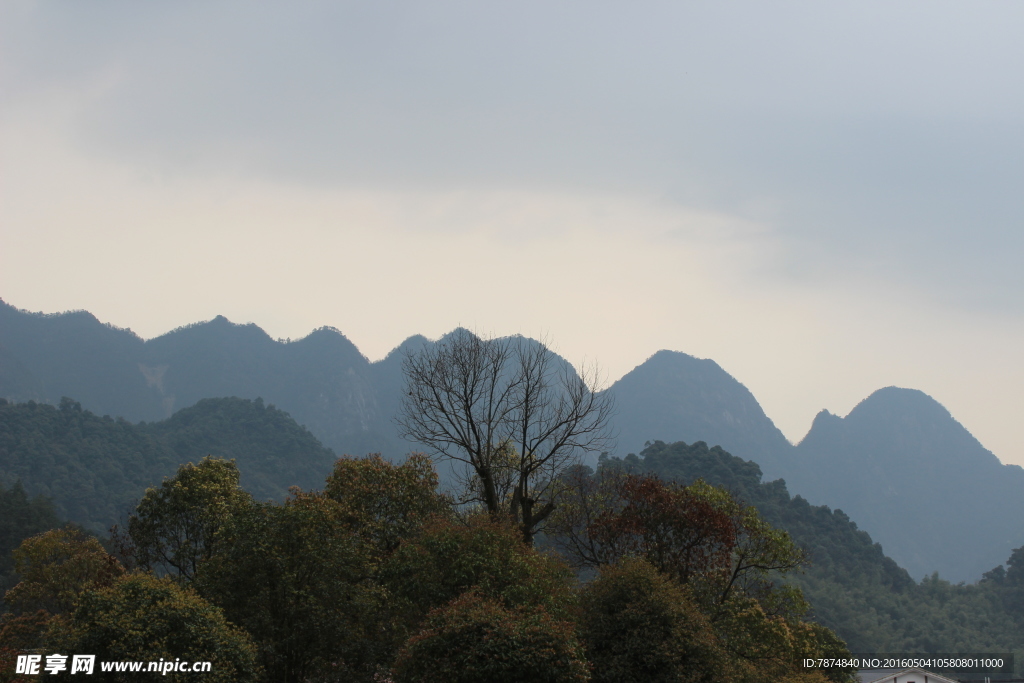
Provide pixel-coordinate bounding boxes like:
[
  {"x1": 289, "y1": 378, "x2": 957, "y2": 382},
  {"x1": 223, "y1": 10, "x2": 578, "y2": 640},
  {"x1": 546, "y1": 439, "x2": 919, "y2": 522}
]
[{"x1": 1, "y1": 298, "x2": 1021, "y2": 582}]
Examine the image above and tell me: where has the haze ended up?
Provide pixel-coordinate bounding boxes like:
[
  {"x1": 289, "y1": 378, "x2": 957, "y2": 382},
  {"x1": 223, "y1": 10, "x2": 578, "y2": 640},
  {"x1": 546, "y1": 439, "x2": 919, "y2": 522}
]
[{"x1": 2, "y1": 1, "x2": 1023, "y2": 465}]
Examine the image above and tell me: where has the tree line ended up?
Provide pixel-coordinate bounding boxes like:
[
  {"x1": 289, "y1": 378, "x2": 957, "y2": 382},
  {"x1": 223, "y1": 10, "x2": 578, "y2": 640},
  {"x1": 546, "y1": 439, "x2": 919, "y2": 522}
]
[{"x1": 2, "y1": 454, "x2": 854, "y2": 682}]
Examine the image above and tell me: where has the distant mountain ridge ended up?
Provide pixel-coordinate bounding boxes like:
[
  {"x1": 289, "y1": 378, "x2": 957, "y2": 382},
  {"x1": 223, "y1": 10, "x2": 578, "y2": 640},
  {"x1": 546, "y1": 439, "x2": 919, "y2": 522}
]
[
  {"x1": 788, "y1": 387, "x2": 1024, "y2": 582},
  {"x1": 0, "y1": 301, "x2": 395, "y2": 457},
  {"x1": 1, "y1": 298, "x2": 1021, "y2": 581}
]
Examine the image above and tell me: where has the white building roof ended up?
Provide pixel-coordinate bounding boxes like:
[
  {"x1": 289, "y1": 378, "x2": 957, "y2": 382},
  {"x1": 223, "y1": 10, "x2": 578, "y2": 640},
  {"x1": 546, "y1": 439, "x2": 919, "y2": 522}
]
[{"x1": 865, "y1": 668, "x2": 960, "y2": 683}]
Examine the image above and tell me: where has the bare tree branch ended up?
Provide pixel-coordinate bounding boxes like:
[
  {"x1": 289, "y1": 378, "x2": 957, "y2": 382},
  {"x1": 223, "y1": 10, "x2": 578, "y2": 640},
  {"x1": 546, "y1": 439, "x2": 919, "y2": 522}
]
[{"x1": 396, "y1": 331, "x2": 615, "y2": 544}]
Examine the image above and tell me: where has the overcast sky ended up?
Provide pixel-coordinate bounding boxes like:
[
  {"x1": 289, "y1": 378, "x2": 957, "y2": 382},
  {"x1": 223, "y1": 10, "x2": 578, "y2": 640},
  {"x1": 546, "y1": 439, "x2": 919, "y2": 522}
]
[{"x1": 3, "y1": 1, "x2": 1024, "y2": 465}]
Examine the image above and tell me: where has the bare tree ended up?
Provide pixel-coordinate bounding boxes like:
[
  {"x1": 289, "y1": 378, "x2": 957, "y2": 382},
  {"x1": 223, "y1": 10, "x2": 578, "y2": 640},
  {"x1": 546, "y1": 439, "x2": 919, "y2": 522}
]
[{"x1": 396, "y1": 330, "x2": 615, "y2": 544}]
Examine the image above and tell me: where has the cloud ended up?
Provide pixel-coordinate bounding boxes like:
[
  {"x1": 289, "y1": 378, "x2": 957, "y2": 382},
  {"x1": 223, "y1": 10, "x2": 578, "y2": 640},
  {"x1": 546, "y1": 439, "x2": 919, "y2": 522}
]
[
  {"x1": 4, "y1": 1, "x2": 1023, "y2": 314},
  {"x1": 4, "y1": 1, "x2": 1024, "y2": 462}
]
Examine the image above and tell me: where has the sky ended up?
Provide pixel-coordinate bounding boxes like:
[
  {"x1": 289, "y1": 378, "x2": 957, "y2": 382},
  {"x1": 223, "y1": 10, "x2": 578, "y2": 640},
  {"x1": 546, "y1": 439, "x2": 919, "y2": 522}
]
[{"x1": 2, "y1": 1, "x2": 1024, "y2": 465}]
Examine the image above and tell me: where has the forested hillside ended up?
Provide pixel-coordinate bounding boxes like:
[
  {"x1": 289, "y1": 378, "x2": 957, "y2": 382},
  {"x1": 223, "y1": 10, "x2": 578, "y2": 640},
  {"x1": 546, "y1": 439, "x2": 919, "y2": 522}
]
[
  {"x1": 0, "y1": 481, "x2": 60, "y2": 598},
  {"x1": 3, "y1": 394, "x2": 1022, "y2": 675},
  {"x1": 0, "y1": 397, "x2": 337, "y2": 534},
  {"x1": 4, "y1": 299, "x2": 1024, "y2": 583},
  {"x1": 607, "y1": 440, "x2": 1024, "y2": 661}
]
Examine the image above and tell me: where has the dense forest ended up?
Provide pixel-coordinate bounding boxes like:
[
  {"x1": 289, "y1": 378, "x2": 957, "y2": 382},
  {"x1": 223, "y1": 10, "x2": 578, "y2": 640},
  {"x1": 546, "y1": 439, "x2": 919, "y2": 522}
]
[
  {"x1": 602, "y1": 441, "x2": 1024, "y2": 668},
  {"x1": 0, "y1": 482, "x2": 59, "y2": 600},
  {"x1": 2, "y1": 455, "x2": 856, "y2": 682},
  {"x1": 2, "y1": 396, "x2": 1022, "y2": 680},
  {"x1": 0, "y1": 397, "x2": 337, "y2": 533}
]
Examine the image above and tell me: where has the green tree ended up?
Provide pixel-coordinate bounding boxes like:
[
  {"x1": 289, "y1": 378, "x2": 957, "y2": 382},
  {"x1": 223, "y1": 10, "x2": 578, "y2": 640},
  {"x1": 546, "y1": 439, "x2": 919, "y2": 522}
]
[
  {"x1": 4, "y1": 526, "x2": 123, "y2": 616},
  {"x1": 197, "y1": 491, "x2": 386, "y2": 683},
  {"x1": 578, "y1": 557, "x2": 726, "y2": 683},
  {"x1": 127, "y1": 457, "x2": 252, "y2": 582},
  {"x1": 380, "y1": 515, "x2": 576, "y2": 630},
  {"x1": 0, "y1": 610, "x2": 51, "y2": 683},
  {"x1": 998, "y1": 546, "x2": 1024, "y2": 623},
  {"x1": 713, "y1": 597, "x2": 852, "y2": 682},
  {"x1": 48, "y1": 573, "x2": 260, "y2": 682},
  {"x1": 324, "y1": 453, "x2": 452, "y2": 560},
  {"x1": 1, "y1": 527, "x2": 123, "y2": 683},
  {"x1": 0, "y1": 481, "x2": 60, "y2": 600},
  {"x1": 391, "y1": 589, "x2": 589, "y2": 683}
]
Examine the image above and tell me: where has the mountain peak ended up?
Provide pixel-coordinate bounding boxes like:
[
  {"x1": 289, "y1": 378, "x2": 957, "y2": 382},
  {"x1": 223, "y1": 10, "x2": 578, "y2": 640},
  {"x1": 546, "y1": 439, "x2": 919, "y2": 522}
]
[
  {"x1": 288, "y1": 327, "x2": 365, "y2": 364},
  {"x1": 380, "y1": 334, "x2": 432, "y2": 364},
  {"x1": 608, "y1": 349, "x2": 792, "y2": 478},
  {"x1": 153, "y1": 315, "x2": 274, "y2": 347},
  {"x1": 847, "y1": 386, "x2": 953, "y2": 423},
  {"x1": 439, "y1": 327, "x2": 479, "y2": 343},
  {"x1": 791, "y1": 386, "x2": 1019, "y2": 582},
  {"x1": 798, "y1": 410, "x2": 842, "y2": 445},
  {"x1": 643, "y1": 349, "x2": 717, "y2": 368}
]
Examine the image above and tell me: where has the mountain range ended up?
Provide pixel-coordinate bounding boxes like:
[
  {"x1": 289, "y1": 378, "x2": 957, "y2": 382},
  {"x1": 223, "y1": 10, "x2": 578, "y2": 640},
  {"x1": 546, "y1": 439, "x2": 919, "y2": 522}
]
[
  {"x1": 1, "y1": 297, "x2": 1021, "y2": 582},
  {"x1": 6, "y1": 397, "x2": 1021, "y2": 660}
]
